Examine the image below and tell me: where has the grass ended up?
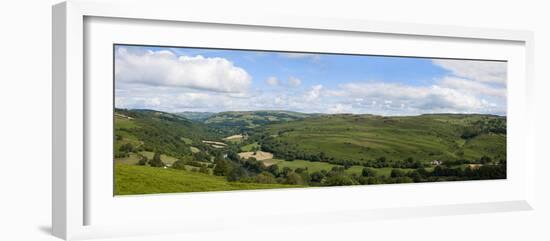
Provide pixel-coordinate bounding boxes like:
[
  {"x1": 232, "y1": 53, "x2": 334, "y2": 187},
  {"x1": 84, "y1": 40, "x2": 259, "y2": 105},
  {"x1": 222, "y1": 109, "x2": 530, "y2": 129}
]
[
  {"x1": 180, "y1": 137, "x2": 193, "y2": 145},
  {"x1": 261, "y1": 114, "x2": 506, "y2": 164},
  {"x1": 267, "y1": 159, "x2": 337, "y2": 173},
  {"x1": 139, "y1": 151, "x2": 179, "y2": 165},
  {"x1": 114, "y1": 153, "x2": 141, "y2": 165},
  {"x1": 115, "y1": 164, "x2": 300, "y2": 195},
  {"x1": 115, "y1": 115, "x2": 139, "y2": 129},
  {"x1": 240, "y1": 142, "x2": 260, "y2": 152},
  {"x1": 265, "y1": 159, "x2": 414, "y2": 178}
]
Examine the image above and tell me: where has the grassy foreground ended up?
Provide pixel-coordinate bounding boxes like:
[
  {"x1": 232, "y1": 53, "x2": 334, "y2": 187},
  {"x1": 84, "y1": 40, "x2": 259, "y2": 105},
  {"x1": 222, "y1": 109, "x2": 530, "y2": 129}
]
[{"x1": 114, "y1": 164, "x2": 299, "y2": 195}]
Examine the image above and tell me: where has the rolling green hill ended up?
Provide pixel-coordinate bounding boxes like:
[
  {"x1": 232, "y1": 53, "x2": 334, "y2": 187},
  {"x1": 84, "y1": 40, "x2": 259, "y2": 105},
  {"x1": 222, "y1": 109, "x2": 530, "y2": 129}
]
[
  {"x1": 115, "y1": 164, "x2": 300, "y2": 195},
  {"x1": 114, "y1": 109, "x2": 506, "y2": 194},
  {"x1": 175, "y1": 111, "x2": 215, "y2": 121},
  {"x1": 114, "y1": 109, "x2": 221, "y2": 158},
  {"x1": 204, "y1": 110, "x2": 316, "y2": 134},
  {"x1": 255, "y1": 114, "x2": 506, "y2": 165}
]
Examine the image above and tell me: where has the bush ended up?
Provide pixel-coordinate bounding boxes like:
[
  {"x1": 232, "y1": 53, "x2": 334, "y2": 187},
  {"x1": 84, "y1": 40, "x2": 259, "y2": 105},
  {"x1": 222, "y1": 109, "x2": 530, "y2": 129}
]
[
  {"x1": 149, "y1": 152, "x2": 165, "y2": 167},
  {"x1": 199, "y1": 166, "x2": 210, "y2": 174},
  {"x1": 172, "y1": 160, "x2": 186, "y2": 170},
  {"x1": 390, "y1": 169, "x2": 405, "y2": 178},
  {"x1": 284, "y1": 172, "x2": 305, "y2": 185},
  {"x1": 137, "y1": 156, "x2": 148, "y2": 166},
  {"x1": 227, "y1": 167, "x2": 247, "y2": 182},
  {"x1": 324, "y1": 174, "x2": 356, "y2": 186},
  {"x1": 119, "y1": 143, "x2": 134, "y2": 153},
  {"x1": 255, "y1": 172, "x2": 277, "y2": 184},
  {"x1": 361, "y1": 167, "x2": 377, "y2": 177}
]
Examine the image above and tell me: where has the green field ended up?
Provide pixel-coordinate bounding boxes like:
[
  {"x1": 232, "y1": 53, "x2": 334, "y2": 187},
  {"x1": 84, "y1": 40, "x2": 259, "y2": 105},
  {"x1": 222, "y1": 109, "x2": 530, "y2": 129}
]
[
  {"x1": 240, "y1": 142, "x2": 260, "y2": 152},
  {"x1": 138, "y1": 151, "x2": 179, "y2": 165},
  {"x1": 114, "y1": 109, "x2": 506, "y2": 194},
  {"x1": 115, "y1": 164, "x2": 300, "y2": 195},
  {"x1": 259, "y1": 114, "x2": 506, "y2": 164},
  {"x1": 267, "y1": 159, "x2": 338, "y2": 173},
  {"x1": 265, "y1": 159, "x2": 415, "y2": 177}
]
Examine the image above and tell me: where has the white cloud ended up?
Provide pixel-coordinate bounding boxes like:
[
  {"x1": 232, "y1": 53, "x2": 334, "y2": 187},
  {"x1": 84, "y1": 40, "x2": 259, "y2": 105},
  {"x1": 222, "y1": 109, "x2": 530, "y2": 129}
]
[
  {"x1": 265, "y1": 76, "x2": 279, "y2": 86},
  {"x1": 115, "y1": 47, "x2": 252, "y2": 93},
  {"x1": 305, "y1": 85, "x2": 323, "y2": 102},
  {"x1": 114, "y1": 48, "x2": 506, "y2": 116},
  {"x1": 439, "y1": 77, "x2": 506, "y2": 98},
  {"x1": 336, "y1": 81, "x2": 504, "y2": 114},
  {"x1": 288, "y1": 77, "x2": 302, "y2": 87},
  {"x1": 327, "y1": 104, "x2": 353, "y2": 114},
  {"x1": 432, "y1": 59, "x2": 507, "y2": 85}
]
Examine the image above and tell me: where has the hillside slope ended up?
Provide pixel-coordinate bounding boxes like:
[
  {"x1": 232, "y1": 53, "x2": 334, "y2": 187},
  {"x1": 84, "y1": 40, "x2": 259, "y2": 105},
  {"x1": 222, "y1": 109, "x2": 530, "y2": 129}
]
[
  {"x1": 115, "y1": 164, "x2": 299, "y2": 195},
  {"x1": 204, "y1": 110, "x2": 316, "y2": 134},
  {"x1": 115, "y1": 109, "x2": 220, "y2": 158},
  {"x1": 255, "y1": 114, "x2": 506, "y2": 164}
]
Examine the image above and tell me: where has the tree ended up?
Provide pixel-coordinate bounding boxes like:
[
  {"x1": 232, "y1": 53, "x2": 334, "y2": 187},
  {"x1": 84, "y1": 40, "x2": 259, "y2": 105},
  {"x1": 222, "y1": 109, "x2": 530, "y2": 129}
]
[
  {"x1": 172, "y1": 160, "x2": 187, "y2": 170},
  {"x1": 255, "y1": 172, "x2": 277, "y2": 184},
  {"x1": 227, "y1": 167, "x2": 246, "y2": 182},
  {"x1": 480, "y1": 155, "x2": 492, "y2": 164},
  {"x1": 310, "y1": 171, "x2": 325, "y2": 183},
  {"x1": 137, "y1": 156, "x2": 148, "y2": 166},
  {"x1": 324, "y1": 174, "x2": 355, "y2": 186},
  {"x1": 284, "y1": 172, "x2": 305, "y2": 185},
  {"x1": 149, "y1": 152, "x2": 164, "y2": 167},
  {"x1": 281, "y1": 167, "x2": 292, "y2": 178},
  {"x1": 119, "y1": 143, "x2": 134, "y2": 153},
  {"x1": 390, "y1": 169, "x2": 405, "y2": 178},
  {"x1": 266, "y1": 164, "x2": 279, "y2": 177},
  {"x1": 361, "y1": 167, "x2": 377, "y2": 177},
  {"x1": 213, "y1": 159, "x2": 229, "y2": 176},
  {"x1": 199, "y1": 165, "x2": 209, "y2": 174}
]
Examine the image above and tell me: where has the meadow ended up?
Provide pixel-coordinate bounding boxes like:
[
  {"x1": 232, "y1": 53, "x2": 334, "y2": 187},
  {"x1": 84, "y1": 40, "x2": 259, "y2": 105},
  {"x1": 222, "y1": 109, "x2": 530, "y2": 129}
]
[{"x1": 114, "y1": 109, "x2": 507, "y2": 195}]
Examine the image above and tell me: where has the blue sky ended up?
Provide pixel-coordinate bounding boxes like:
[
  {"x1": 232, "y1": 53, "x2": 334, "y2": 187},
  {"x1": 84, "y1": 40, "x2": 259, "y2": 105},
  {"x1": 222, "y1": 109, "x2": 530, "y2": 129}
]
[{"x1": 114, "y1": 44, "x2": 507, "y2": 115}]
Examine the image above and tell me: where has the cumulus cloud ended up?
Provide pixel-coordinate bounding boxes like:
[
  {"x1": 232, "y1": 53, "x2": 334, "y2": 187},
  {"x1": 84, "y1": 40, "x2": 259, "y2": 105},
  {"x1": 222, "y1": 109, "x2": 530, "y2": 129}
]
[
  {"x1": 114, "y1": 47, "x2": 506, "y2": 116},
  {"x1": 287, "y1": 77, "x2": 302, "y2": 87},
  {"x1": 115, "y1": 47, "x2": 252, "y2": 93},
  {"x1": 305, "y1": 85, "x2": 323, "y2": 102},
  {"x1": 265, "y1": 76, "x2": 279, "y2": 86},
  {"x1": 327, "y1": 104, "x2": 353, "y2": 114},
  {"x1": 432, "y1": 59, "x2": 507, "y2": 85},
  {"x1": 334, "y1": 80, "x2": 504, "y2": 114},
  {"x1": 439, "y1": 77, "x2": 506, "y2": 98}
]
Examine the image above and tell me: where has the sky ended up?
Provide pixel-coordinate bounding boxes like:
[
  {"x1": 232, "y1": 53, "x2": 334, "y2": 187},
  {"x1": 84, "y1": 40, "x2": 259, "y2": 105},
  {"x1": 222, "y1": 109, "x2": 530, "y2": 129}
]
[{"x1": 114, "y1": 44, "x2": 507, "y2": 116}]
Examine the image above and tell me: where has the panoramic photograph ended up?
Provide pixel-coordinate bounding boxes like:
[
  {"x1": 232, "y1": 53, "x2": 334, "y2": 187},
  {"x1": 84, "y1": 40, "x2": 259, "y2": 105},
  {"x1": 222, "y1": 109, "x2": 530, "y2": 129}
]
[{"x1": 113, "y1": 44, "x2": 507, "y2": 195}]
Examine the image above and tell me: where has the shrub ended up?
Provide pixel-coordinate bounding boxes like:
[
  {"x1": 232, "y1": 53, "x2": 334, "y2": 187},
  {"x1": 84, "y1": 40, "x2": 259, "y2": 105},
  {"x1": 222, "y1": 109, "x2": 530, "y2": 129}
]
[{"x1": 255, "y1": 172, "x2": 277, "y2": 184}]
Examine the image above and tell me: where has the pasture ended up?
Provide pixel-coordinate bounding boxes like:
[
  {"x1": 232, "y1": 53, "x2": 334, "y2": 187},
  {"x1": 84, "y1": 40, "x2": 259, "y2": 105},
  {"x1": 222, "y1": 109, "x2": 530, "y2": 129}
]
[
  {"x1": 238, "y1": 151, "x2": 273, "y2": 161},
  {"x1": 260, "y1": 114, "x2": 506, "y2": 164},
  {"x1": 115, "y1": 164, "x2": 299, "y2": 195}
]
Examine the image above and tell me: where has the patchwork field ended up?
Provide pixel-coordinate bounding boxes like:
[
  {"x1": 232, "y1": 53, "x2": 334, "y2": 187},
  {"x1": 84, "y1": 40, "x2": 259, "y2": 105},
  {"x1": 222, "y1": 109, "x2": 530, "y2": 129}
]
[
  {"x1": 259, "y1": 114, "x2": 506, "y2": 164},
  {"x1": 114, "y1": 109, "x2": 506, "y2": 195},
  {"x1": 238, "y1": 151, "x2": 274, "y2": 161}
]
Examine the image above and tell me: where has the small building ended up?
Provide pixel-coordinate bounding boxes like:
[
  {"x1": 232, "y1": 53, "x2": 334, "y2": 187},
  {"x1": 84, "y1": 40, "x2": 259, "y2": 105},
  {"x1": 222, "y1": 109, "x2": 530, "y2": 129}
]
[{"x1": 431, "y1": 160, "x2": 442, "y2": 166}]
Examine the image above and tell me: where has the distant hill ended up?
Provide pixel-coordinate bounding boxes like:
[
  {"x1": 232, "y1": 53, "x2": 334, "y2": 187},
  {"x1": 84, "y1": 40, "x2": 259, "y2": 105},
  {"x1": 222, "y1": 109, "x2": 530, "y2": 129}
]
[
  {"x1": 255, "y1": 113, "x2": 506, "y2": 164},
  {"x1": 175, "y1": 111, "x2": 215, "y2": 121},
  {"x1": 114, "y1": 108, "x2": 221, "y2": 158},
  {"x1": 114, "y1": 109, "x2": 507, "y2": 194},
  {"x1": 203, "y1": 110, "x2": 318, "y2": 134}
]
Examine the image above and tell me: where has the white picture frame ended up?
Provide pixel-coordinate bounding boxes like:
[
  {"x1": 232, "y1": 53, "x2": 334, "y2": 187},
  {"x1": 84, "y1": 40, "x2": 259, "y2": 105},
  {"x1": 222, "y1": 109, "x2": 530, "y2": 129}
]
[{"x1": 52, "y1": 0, "x2": 536, "y2": 240}]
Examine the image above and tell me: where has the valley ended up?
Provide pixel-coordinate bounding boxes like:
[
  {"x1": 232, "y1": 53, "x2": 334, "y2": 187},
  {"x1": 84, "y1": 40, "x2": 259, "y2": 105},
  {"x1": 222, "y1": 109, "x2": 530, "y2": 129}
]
[{"x1": 114, "y1": 108, "x2": 507, "y2": 195}]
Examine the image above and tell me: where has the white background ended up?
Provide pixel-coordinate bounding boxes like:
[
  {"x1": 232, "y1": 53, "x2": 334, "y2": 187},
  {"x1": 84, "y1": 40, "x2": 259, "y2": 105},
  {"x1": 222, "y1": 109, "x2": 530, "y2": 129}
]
[{"x1": 0, "y1": 0, "x2": 548, "y2": 240}]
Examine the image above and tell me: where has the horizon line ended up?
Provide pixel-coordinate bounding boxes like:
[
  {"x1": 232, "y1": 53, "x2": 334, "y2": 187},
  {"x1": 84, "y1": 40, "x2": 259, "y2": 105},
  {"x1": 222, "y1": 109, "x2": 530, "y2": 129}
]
[{"x1": 114, "y1": 107, "x2": 507, "y2": 117}]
